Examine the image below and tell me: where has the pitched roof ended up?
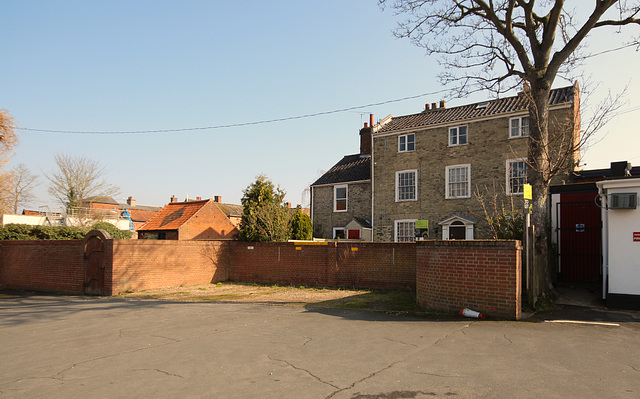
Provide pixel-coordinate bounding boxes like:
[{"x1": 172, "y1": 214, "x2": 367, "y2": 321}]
[
  {"x1": 376, "y1": 85, "x2": 575, "y2": 134},
  {"x1": 214, "y1": 203, "x2": 243, "y2": 218},
  {"x1": 138, "y1": 199, "x2": 211, "y2": 231},
  {"x1": 312, "y1": 154, "x2": 371, "y2": 186},
  {"x1": 83, "y1": 196, "x2": 119, "y2": 205},
  {"x1": 127, "y1": 208, "x2": 160, "y2": 223}
]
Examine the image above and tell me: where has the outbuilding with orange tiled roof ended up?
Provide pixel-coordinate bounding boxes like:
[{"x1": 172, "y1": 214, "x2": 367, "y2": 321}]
[{"x1": 137, "y1": 199, "x2": 239, "y2": 240}]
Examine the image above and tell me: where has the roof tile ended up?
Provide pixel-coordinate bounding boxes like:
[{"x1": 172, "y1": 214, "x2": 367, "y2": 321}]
[
  {"x1": 138, "y1": 200, "x2": 211, "y2": 231},
  {"x1": 377, "y1": 85, "x2": 575, "y2": 134},
  {"x1": 312, "y1": 154, "x2": 371, "y2": 186}
]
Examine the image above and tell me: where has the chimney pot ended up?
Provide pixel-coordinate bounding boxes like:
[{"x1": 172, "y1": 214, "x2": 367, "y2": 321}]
[
  {"x1": 196, "y1": 196, "x2": 201, "y2": 201},
  {"x1": 170, "y1": 195, "x2": 178, "y2": 203},
  {"x1": 440, "y1": 100, "x2": 446, "y2": 108},
  {"x1": 431, "y1": 102, "x2": 437, "y2": 109},
  {"x1": 127, "y1": 196, "x2": 136, "y2": 207},
  {"x1": 364, "y1": 122, "x2": 368, "y2": 128},
  {"x1": 425, "y1": 104, "x2": 430, "y2": 110},
  {"x1": 214, "y1": 196, "x2": 222, "y2": 203},
  {"x1": 369, "y1": 113, "x2": 374, "y2": 127}
]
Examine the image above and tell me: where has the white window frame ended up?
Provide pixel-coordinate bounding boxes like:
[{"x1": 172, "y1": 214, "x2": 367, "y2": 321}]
[
  {"x1": 398, "y1": 133, "x2": 415, "y2": 152},
  {"x1": 510, "y1": 116, "x2": 530, "y2": 138},
  {"x1": 333, "y1": 184, "x2": 348, "y2": 212},
  {"x1": 395, "y1": 219, "x2": 417, "y2": 242},
  {"x1": 448, "y1": 126, "x2": 468, "y2": 146},
  {"x1": 445, "y1": 164, "x2": 471, "y2": 199},
  {"x1": 506, "y1": 158, "x2": 527, "y2": 195},
  {"x1": 333, "y1": 227, "x2": 345, "y2": 240},
  {"x1": 395, "y1": 170, "x2": 418, "y2": 202}
]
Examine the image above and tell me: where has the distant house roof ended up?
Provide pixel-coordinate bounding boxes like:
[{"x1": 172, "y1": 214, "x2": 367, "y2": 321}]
[
  {"x1": 138, "y1": 199, "x2": 211, "y2": 231},
  {"x1": 311, "y1": 154, "x2": 371, "y2": 186},
  {"x1": 127, "y1": 209, "x2": 160, "y2": 223},
  {"x1": 376, "y1": 85, "x2": 576, "y2": 134},
  {"x1": 214, "y1": 203, "x2": 243, "y2": 219},
  {"x1": 83, "y1": 196, "x2": 119, "y2": 205}
]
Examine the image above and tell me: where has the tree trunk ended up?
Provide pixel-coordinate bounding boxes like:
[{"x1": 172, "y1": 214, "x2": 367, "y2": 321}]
[{"x1": 526, "y1": 82, "x2": 554, "y2": 305}]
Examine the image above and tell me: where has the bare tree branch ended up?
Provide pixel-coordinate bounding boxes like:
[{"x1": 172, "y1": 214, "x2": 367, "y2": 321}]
[{"x1": 44, "y1": 153, "x2": 119, "y2": 211}]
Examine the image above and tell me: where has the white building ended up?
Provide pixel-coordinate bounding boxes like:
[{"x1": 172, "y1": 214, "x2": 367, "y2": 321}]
[{"x1": 597, "y1": 177, "x2": 640, "y2": 309}]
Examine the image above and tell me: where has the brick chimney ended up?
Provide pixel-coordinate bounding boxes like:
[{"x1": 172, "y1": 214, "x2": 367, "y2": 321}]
[
  {"x1": 170, "y1": 195, "x2": 178, "y2": 203},
  {"x1": 359, "y1": 114, "x2": 373, "y2": 155},
  {"x1": 440, "y1": 100, "x2": 446, "y2": 108},
  {"x1": 127, "y1": 196, "x2": 136, "y2": 207},
  {"x1": 214, "y1": 196, "x2": 222, "y2": 203}
]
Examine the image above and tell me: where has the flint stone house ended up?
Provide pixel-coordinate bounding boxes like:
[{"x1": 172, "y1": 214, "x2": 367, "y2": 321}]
[
  {"x1": 310, "y1": 121, "x2": 373, "y2": 240},
  {"x1": 311, "y1": 84, "x2": 581, "y2": 242},
  {"x1": 372, "y1": 83, "x2": 580, "y2": 241}
]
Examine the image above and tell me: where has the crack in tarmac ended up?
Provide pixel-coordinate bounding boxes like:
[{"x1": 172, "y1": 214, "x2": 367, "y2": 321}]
[
  {"x1": 385, "y1": 337, "x2": 418, "y2": 347},
  {"x1": 411, "y1": 371, "x2": 461, "y2": 378},
  {"x1": 133, "y1": 368, "x2": 184, "y2": 378},
  {"x1": 268, "y1": 355, "x2": 340, "y2": 390},
  {"x1": 325, "y1": 361, "x2": 401, "y2": 399},
  {"x1": 0, "y1": 327, "x2": 229, "y2": 391},
  {"x1": 433, "y1": 323, "x2": 471, "y2": 346}
]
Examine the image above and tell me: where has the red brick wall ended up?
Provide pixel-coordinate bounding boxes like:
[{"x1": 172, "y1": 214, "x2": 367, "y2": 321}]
[
  {"x1": 109, "y1": 240, "x2": 229, "y2": 294},
  {"x1": 228, "y1": 241, "x2": 415, "y2": 289},
  {"x1": 1, "y1": 238, "x2": 522, "y2": 320},
  {"x1": 0, "y1": 240, "x2": 85, "y2": 293},
  {"x1": 416, "y1": 240, "x2": 522, "y2": 320}
]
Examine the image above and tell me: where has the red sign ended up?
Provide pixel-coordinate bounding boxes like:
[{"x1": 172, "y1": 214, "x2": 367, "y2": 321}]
[{"x1": 634, "y1": 232, "x2": 640, "y2": 242}]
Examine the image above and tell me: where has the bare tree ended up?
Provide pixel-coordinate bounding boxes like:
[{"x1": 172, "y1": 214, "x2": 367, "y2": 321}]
[
  {"x1": 44, "y1": 153, "x2": 119, "y2": 212},
  {"x1": 380, "y1": 0, "x2": 640, "y2": 299},
  {"x1": 0, "y1": 110, "x2": 19, "y2": 214},
  {"x1": 7, "y1": 164, "x2": 39, "y2": 214}
]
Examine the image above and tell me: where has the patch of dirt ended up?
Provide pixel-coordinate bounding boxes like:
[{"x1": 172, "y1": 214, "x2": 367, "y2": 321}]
[{"x1": 118, "y1": 283, "x2": 368, "y2": 306}]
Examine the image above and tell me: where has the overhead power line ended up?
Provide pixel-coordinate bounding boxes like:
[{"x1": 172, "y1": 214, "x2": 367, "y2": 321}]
[
  {"x1": 16, "y1": 42, "x2": 638, "y2": 136},
  {"x1": 18, "y1": 89, "x2": 450, "y2": 135}
]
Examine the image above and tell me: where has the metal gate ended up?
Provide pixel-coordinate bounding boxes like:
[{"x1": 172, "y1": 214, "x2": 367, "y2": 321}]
[{"x1": 555, "y1": 195, "x2": 602, "y2": 282}]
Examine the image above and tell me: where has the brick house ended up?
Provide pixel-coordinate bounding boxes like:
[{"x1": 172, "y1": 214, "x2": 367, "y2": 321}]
[
  {"x1": 310, "y1": 120, "x2": 373, "y2": 240},
  {"x1": 82, "y1": 196, "x2": 161, "y2": 231},
  {"x1": 137, "y1": 198, "x2": 241, "y2": 240},
  {"x1": 372, "y1": 83, "x2": 581, "y2": 241}
]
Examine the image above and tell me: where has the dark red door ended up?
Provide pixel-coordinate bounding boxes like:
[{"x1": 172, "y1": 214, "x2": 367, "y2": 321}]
[{"x1": 556, "y1": 192, "x2": 602, "y2": 281}]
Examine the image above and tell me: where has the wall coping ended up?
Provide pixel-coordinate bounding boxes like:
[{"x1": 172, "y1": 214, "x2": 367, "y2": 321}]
[{"x1": 416, "y1": 239, "x2": 523, "y2": 250}]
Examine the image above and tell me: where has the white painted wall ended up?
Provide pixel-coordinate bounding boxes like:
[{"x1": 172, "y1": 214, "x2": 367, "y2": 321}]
[
  {"x1": 1, "y1": 214, "x2": 130, "y2": 231},
  {"x1": 1, "y1": 214, "x2": 46, "y2": 226},
  {"x1": 597, "y1": 178, "x2": 640, "y2": 296}
]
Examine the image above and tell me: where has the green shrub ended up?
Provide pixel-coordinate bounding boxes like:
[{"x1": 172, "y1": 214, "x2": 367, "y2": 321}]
[
  {"x1": 91, "y1": 222, "x2": 133, "y2": 239},
  {"x1": 0, "y1": 224, "x2": 36, "y2": 240},
  {"x1": 0, "y1": 224, "x2": 89, "y2": 240}
]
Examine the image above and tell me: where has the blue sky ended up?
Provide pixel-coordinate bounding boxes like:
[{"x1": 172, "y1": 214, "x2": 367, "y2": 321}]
[{"x1": 2, "y1": 1, "x2": 639, "y2": 210}]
